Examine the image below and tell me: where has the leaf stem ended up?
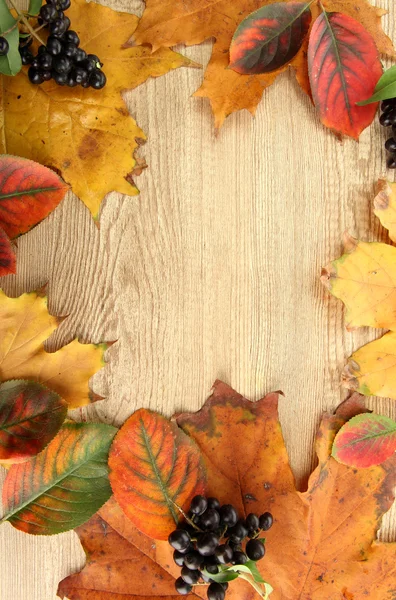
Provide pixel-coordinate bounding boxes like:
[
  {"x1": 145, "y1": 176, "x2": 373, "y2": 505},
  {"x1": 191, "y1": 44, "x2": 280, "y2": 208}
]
[
  {"x1": 171, "y1": 500, "x2": 203, "y2": 531},
  {"x1": 7, "y1": 0, "x2": 45, "y2": 45}
]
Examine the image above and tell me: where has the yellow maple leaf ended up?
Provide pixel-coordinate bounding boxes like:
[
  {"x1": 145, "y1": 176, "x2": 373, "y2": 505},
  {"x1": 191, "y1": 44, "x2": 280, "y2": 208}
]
[
  {"x1": 132, "y1": 0, "x2": 394, "y2": 129},
  {"x1": 0, "y1": 288, "x2": 107, "y2": 408},
  {"x1": 0, "y1": 0, "x2": 193, "y2": 218},
  {"x1": 322, "y1": 182, "x2": 396, "y2": 400}
]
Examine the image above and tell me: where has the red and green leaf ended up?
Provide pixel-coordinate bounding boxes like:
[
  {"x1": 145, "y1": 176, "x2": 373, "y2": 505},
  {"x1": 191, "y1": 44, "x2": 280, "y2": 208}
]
[
  {"x1": 0, "y1": 380, "x2": 67, "y2": 463},
  {"x1": 333, "y1": 413, "x2": 396, "y2": 468},
  {"x1": 229, "y1": 2, "x2": 312, "y2": 75},
  {"x1": 1, "y1": 422, "x2": 116, "y2": 535},
  {"x1": 0, "y1": 225, "x2": 15, "y2": 276},
  {"x1": 0, "y1": 155, "x2": 69, "y2": 240},
  {"x1": 108, "y1": 408, "x2": 207, "y2": 540},
  {"x1": 308, "y1": 11, "x2": 383, "y2": 139}
]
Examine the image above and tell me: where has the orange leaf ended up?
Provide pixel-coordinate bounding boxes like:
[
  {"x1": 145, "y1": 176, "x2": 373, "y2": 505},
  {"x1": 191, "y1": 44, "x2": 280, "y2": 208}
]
[
  {"x1": 109, "y1": 409, "x2": 207, "y2": 540},
  {"x1": 132, "y1": 0, "x2": 394, "y2": 129},
  {"x1": 58, "y1": 382, "x2": 396, "y2": 600}
]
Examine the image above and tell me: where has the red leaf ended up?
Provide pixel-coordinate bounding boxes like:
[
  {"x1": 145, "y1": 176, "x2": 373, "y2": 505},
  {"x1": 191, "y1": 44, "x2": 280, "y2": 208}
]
[
  {"x1": 332, "y1": 413, "x2": 396, "y2": 468},
  {"x1": 0, "y1": 225, "x2": 15, "y2": 276},
  {"x1": 0, "y1": 380, "x2": 67, "y2": 463},
  {"x1": 308, "y1": 11, "x2": 383, "y2": 139},
  {"x1": 229, "y1": 2, "x2": 312, "y2": 75},
  {"x1": 108, "y1": 408, "x2": 207, "y2": 540},
  {"x1": 0, "y1": 155, "x2": 69, "y2": 239}
]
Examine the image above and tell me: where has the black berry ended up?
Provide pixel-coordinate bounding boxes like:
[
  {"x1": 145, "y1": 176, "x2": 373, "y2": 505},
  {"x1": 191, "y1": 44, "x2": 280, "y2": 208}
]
[
  {"x1": 246, "y1": 539, "x2": 265, "y2": 561},
  {"x1": 207, "y1": 497, "x2": 220, "y2": 510},
  {"x1": 53, "y1": 55, "x2": 72, "y2": 74},
  {"x1": 21, "y1": 51, "x2": 34, "y2": 65},
  {"x1": 196, "y1": 532, "x2": 219, "y2": 556},
  {"x1": 380, "y1": 111, "x2": 395, "y2": 127},
  {"x1": 228, "y1": 519, "x2": 248, "y2": 543},
  {"x1": 38, "y1": 52, "x2": 53, "y2": 70},
  {"x1": 39, "y1": 4, "x2": 58, "y2": 22},
  {"x1": 183, "y1": 551, "x2": 203, "y2": 570},
  {"x1": 385, "y1": 138, "x2": 396, "y2": 153},
  {"x1": 64, "y1": 30, "x2": 80, "y2": 45},
  {"x1": 387, "y1": 156, "x2": 396, "y2": 169},
  {"x1": 190, "y1": 495, "x2": 208, "y2": 516},
  {"x1": 245, "y1": 513, "x2": 260, "y2": 532},
  {"x1": 232, "y1": 550, "x2": 248, "y2": 565},
  {"x1": 259, "y1": 512, "x2": 273, "y2": 531},
  {"x1": 63, "y1": 43, "x2": 78, "y2": 59},
  {"x1": 0, "y1": 37, "x2": 9, "y2": 56},
  {"x1": 175, "y1": 577, "x2": 192, "y2": 595},
  {"x1": 215, "y1": 544, "x2": 233, "y2": 564},
  {"x1": 180, "y1": 567, "x2": 200, "y2": 585},
  {"x1": 168, "y1": 530, "x2": 191, "y2": 552},
  {"x1": 90, "y1": 69, "x2": 106, "y2": 89},
  {"x1": 52, "y1": 70, "x2": 68, "y2": 85},
  {"x1": 219, "y1": 505, "x2": 238, "y2": 527},
  {"x1": 28, "y1": 67, "x2": 44, "y2": 84},
  {"x1": 200, "y1": 508, "x2": 220, "y2": 531},
  {"x1": 46, "y1": 36, "x2": 63, "y2": 55},
  {"x1": 207, "y1": 582, "x2": 225, "y2": 600},
  {"x1": 173, "y1": 550, "x2": 186, "y2": 567}
]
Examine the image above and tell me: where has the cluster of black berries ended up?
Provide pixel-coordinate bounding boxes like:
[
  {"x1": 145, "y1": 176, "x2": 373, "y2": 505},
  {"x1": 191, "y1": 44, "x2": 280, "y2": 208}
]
[
  {"x1": 169, "y1": 495, "x2": 273, "y2": 600},
  {"x1": 379, "y1": 98, "x2": 396, "y2": 169},
  {"x1": 0, "y1": 36, "x2": 9, "y2": 56},
  {"x1": 19, "y1": 0, "x2": 106, "y2": 89}
]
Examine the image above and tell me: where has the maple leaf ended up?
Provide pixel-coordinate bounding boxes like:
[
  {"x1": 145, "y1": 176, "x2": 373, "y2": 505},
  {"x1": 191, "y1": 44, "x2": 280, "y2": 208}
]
[
  {"x1": 58, "y1": 381, "x2": 396, "y2": 600},
  {"x1": 132, "y1": 0, "x2": 394, "y2": 129},
  {"x1": 322, "y1": 180, "x2": 396, "y2": 400},
  {"x1": 0, "y1": 288, "x2": 108, "y2": 408},
  {"x1": 0, "y1": 0, "x2": 194, "y2": 219}
]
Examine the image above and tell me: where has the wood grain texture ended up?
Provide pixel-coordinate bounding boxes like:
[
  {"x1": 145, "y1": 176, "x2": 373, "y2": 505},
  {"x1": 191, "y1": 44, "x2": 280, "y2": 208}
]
[{"x1": 0, "y1": 0, "x2": 395, "y2": 597}]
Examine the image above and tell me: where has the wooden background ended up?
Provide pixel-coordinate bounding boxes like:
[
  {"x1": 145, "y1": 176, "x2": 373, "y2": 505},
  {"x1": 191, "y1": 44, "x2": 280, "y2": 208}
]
[{"x1": 1, "y1": 1, "x2": 396, "y2": 597}]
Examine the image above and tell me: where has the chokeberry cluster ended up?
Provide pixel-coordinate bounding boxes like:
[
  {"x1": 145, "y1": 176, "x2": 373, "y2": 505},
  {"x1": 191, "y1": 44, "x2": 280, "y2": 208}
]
[
  {"x1": 379, "y1": 98, "x2": 396, "y2": 169},
  {"x1": 168, "y1": 495, "x2": 273, "y2": 600},
  {"x1": 19, "y1": 0, "x2": 106, "y2": 89}
]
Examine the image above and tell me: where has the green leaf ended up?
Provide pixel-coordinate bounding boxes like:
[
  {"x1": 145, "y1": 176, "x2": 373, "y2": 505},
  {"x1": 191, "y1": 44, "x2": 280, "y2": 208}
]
[
  {"x1": 28, "y1": 0, "x2": 42, "y2": 16},
  {"x1": 202, "y1": 569, "x2": 239, "y2": 584},
  {"x1": 0, "y1": 0, "x2": 22, "y2": 76},
  {"x1": 244, "y1": 560, "x2": 267, "y2": 583},
  {"x1": 1, "y1": 422, "x2": 117, "y2": 535},
  {"x1": 357, "y1": 65, "x2": 396, "y2": 105}
]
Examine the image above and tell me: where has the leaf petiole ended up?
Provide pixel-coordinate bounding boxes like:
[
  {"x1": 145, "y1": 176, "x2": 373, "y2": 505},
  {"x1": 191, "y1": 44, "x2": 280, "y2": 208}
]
[
  {"x1": 171, "y1": 500, "x2": 203, "y2": 531},
  {"x1": 1, "y1": 16, "x2": 22, "y2": 36}
]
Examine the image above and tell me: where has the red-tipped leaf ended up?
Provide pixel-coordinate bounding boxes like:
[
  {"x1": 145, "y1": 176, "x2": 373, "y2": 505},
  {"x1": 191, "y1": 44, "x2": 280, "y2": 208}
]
[
  {"x1": 308, "y1": 12, "x2": 383, "y2": 139},
  {"x1": 0, "y1": 225, "x2": 15, "y2": 276},
  {"x1": 0, "y1": 380, "x2": 67, "y2": 463},
  {"x1": 108, "y1": 408, "x2": 207, "y2": 540},
  {"x1": 332, "y1": 413, "x2": 396, "y2": 468},
  {"x1": 0, "y1": 155, "x2": 69, "y2": 240},
  {"x1": 229, "y1": 2, "x2": 312, "y2": 75}
]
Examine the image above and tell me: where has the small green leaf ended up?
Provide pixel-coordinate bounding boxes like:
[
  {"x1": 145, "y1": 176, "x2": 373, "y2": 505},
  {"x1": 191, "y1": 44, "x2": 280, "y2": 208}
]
[
  {"x1": 28, "y1": 0, "x2": 42, "y2": 16},
  {"x1": 357, "y1": 66, "x2": 396, "y2": 105},
  {"x1": 244, "y1": 560, "x2": 266, "y2": 583},
  {"x1": 202, "y1": 569, "x2": 239, "y2": 584},
  {"x1": 0, "y1": 0, "x2": 22, "y2": 76}
]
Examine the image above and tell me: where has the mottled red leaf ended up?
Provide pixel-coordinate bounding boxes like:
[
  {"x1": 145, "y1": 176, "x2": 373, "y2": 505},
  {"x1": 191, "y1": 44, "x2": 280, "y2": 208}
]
[
  {"x1": 0, "y1": 379, "x2": 67, "y2": 463},
  {"x1": 108, "y1": 408, "x2": 207, "y2": 540},
  {"x1": 308, "y1": 11, "x2": 383, "y2": 139},
  {"x1": 0, "y1": 154, "x2": 69, "y2": 240},
  {"x1": 229, "y1": 2, "x2": 312, "y2": 75},
  {"x1": 0, "y1": 225, "x2": 15, "y2": 276},
  {"x1": 333, "y1": 413, "x2": 396, "y2": 468}
]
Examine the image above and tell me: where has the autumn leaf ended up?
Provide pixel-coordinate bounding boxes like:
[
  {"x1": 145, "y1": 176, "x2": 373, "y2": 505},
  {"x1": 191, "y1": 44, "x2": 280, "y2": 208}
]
[
  {"x1": 307, "y1": 11, "x2": 382, "y2": 139},
  {"x1": 58, "y1": 381, "x2": 396, "y2": 600},
  {"x1": 0, "y1": 155, "x2": 69, "y2": 276},
  {"x1": 132, "y1": 0, "x2": 394, "y2": 129},
  {"x1": 0, "y1": 288, "x2": 108, "y2": 408},
  {"x1": 333, "y1": 412, "x2": 396, "y2": 468},
  {"x1": 0, "y1": 379, "x2": 67, "y2": 463},
  {"x1": 1, "y1": 421, "x2": 117, "y2": 534},
  {"x1": 109, "y1": 408, "x2": 207, "y2": 540},
  {"x1": 322, "y1": 181, "x2": 396, "y2": 400},
  {"x1": 0, "y1": 0, "x2": 194, "y2": 219}
]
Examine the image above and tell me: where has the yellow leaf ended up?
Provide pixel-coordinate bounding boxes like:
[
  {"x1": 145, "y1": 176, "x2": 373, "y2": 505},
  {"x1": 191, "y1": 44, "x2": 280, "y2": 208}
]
[
  {"x1": 343, "y1": 331, "x2": 396, "y2": 398},
  {"x1": 0, "y1": 0, "x2": 193, "y2": 219},
  {"x1": 0, "y1": 289, "x2": 107, "y2": 408},
  {"x1": 322, "y1": 237, "x2": 396, "y2": 330},
  {"x1": 322, "y1": 183, "x2": 396, "y2": 400},
  {"x1": 374, "y1": 180, "x2": 396, "y2": 243}
]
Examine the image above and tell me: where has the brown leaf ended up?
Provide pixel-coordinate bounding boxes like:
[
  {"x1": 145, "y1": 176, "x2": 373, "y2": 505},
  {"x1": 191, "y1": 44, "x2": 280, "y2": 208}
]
[{"x1": 58, "y1": 382, "x2": 396, "y2": 600}]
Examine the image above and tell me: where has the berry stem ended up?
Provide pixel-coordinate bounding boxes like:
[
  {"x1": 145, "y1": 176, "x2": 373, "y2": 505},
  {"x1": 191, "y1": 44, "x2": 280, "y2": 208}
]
[
  {"x1": 171, "y1": 501, "x2": 203, "y2": 531},
  {"x1": 7, "y1": 0, "x2": 45, "y2": 45},
  {"x1": 1, "y1": 17, "x2": 22, "y2": 36}
]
